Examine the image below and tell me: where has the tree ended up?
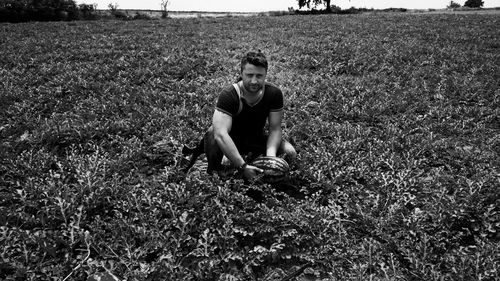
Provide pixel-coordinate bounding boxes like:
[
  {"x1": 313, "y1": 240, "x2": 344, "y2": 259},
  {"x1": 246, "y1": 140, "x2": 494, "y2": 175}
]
[
  {"x1": 0, "y1": 0, "x2": 80, "y2": 22},
  {"x1": 160, "y1": 0, "x2": 169, "y2": 18},
  {"x1": 298, "y1": 0, "x2": 332, "y2": 12},
  {"x1": 0, "y1": 0, "x2": 99, "y2": 22},
  {"x1": 464, "y1": 0, "x2": 484, "y2": 8},
  {"x1": 108, "y1": 2, "x2": 118, "y2": 12},
  {"x1": 78, "y1": 3, "x2": 96, "y2": 19},
  {"x1": 447, "y1": 1, "x2": 461, "y2": 8},
  {"x1": 0, "y1": 0, "x2": 30, "y2": 22}
]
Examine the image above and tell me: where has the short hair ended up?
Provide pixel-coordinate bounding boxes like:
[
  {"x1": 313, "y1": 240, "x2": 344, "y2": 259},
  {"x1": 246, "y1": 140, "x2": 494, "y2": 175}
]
[{"x1": 240, "y1": 51, "x2": 268, "y2": 72}]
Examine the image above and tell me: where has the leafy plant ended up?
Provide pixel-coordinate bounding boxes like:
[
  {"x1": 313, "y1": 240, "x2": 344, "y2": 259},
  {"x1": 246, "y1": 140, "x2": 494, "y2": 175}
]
[
  {"x1": 448, "y1": 1, "x2": 462, "y2": 8},
  {"x1": 1, "y1": 12, "x2": 499, "y2": 280}
]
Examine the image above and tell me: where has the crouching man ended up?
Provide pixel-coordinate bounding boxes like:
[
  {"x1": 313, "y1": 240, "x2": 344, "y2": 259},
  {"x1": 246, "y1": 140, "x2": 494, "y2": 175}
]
[{"x1": 185, "y1": 51, "x2": 296, "y2": 181}]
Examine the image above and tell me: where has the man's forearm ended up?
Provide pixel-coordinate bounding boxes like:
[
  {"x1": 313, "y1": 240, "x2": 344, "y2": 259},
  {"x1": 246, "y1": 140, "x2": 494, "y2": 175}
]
[
  {"x1": 214, "y1": 133, "x2": 245, "y2": 166},
  {"x1": 266, "y1": 128, "x2": 282, "y2": 156}
]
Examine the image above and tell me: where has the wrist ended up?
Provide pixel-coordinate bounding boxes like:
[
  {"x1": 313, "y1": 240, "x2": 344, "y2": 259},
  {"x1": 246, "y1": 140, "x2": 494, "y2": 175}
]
[
  {"x1": 237, "y1": 162, "x2": 247, "y2": 173},
  {"x1": 266, "y1": 148, "x2": 277, "y2": 156}
]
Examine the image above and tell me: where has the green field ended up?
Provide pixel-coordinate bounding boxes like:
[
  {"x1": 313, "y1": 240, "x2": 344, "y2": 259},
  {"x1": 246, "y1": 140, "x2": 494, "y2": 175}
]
[{"x1": 1, "y1": 13, "x2": 499, "y2": 280}]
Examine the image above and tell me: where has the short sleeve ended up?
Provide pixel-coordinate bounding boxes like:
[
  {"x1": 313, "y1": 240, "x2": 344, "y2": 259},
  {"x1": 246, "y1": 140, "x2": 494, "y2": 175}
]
[
  {"x1": 269, "y1": 86, "x2": 284, "y2": 112},
  {"x1": 215, "y1": 86, "x2": 239, "y2": 116}
]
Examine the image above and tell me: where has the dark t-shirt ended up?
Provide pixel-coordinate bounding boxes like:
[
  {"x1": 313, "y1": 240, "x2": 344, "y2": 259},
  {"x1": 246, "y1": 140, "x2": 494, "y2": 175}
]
[{"x1": 215, "y1": 82, "x2": 283, "y2": 139}]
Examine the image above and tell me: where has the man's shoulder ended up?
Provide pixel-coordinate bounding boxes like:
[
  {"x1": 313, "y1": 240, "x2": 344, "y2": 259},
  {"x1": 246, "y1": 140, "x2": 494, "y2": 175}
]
[
  {"x1": 264, "y1": 82, "x2": 283, "y2": 98},
  {"x1": 216, "y1": 84, "x2": 239, "y2": 114},
  {"x1": 221, "y1": 84, "x2": 238, "y2": 95},
  {"x1": 265, "y1": 82, "x2": 282, "y2": 93},
  {"x1": 218, "y1": 84, "x2": 239, "y2": 101}
]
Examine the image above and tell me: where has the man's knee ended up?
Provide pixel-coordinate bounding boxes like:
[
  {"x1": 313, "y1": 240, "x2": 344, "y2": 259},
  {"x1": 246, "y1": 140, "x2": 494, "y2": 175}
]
[
  {"x1": 204, "y1": 127, "x2": 216, "y2": 149},
  {"x1": 281, "y1": 140, "x2": 297, "y2": 161},
  {"x1": 204, "y1": 127, "x2": 223, "y2": 172}
]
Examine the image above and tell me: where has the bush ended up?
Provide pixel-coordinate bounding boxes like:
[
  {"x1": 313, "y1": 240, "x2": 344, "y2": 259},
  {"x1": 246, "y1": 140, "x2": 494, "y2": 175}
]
[
  {"x1": 0, "y1": 0, "x2": 28, "y2": 22},
  {"x1": 0, "y1": 0, "x2": 98, "y2": 22},
  {"x1": 464, "y1": 0, "x2": 484, "y2": 8},
  {"x1": 133, "y1": 12, "x2": 153, "y2": 20},
  {"x1": 77, "y1": 3, "x2": 97, "y2": 20},
  {"x1": 266, "y1": 10, "x2": 292, "y2": 16},
  {"x1": 112, "y1": 10, "x2": 130, "y2": 20},
  {"x1": 448, "y1": 1, "x2": 462, "y2": 8},
  {"x1": 382, "y1": 7, "x2": 408, "y2": 12},
  {"x1": 294, "y1": 6, "x2": 376, "y2": 15},
  {"x1": 337, "y1": 7, "x2": 363, "y2": 14}
]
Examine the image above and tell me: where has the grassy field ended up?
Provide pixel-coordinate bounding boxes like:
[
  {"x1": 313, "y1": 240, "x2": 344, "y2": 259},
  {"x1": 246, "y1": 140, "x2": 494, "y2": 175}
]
[{"x1": 1, "y1": 13, "x2": 499, "y2": 280}]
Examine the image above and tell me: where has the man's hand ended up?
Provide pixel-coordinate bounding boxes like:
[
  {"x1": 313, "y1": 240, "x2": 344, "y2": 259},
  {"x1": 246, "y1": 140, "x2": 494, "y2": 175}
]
[{"x1": 242, "y1": 165, "x2": 264, "y2": 181}]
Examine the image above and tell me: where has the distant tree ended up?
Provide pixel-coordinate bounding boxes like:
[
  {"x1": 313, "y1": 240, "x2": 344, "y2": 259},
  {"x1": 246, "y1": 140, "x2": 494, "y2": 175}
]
[
  {"x1": 447, "y1": 1, "x2": 461, "y2": 8},
  {"x1": 108, "y1": 2, "x2": 118, "y2": 12},
  {"x1": 298, "y1": 0, "x2": 333, "y2": 12},
  {"x1": 0, "y1": 0, "x2": 100, "y2": 22},
  {"x1": 0, "y1": 0, "x2": 29, "y2": 22},
  {"x1": 78, "y1": 3, "x2": 96, "y2": 19},
  {"x1": 0, "y1": 0, "x2": 81, "y2": 22},
  {"x1": 160, "y1": 0, "x2": 169, "y2": 18},
  {"x1": 107, "y1": 2, "x2": 128, "y2": 19},
  {"x1": 464, "y1": 0, "x2": 484, "y2": 7}
]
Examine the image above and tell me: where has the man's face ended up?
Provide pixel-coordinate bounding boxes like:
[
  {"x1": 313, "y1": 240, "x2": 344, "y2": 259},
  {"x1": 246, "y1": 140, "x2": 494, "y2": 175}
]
[{"x1": 241, "y1": 63, "x2": 267, "y2": 94}]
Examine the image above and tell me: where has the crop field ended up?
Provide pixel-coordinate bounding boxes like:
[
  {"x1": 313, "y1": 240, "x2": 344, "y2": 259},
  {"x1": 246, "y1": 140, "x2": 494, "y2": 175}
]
[{"x1": 1, "y1": 13, "x2": 499, "y2": 280}]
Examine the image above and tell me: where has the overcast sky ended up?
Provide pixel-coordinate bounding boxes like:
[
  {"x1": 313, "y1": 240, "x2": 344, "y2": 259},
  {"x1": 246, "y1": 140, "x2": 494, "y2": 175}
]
[{"x1": 77, "y1": 0, "x2": 500, "y2": 12}]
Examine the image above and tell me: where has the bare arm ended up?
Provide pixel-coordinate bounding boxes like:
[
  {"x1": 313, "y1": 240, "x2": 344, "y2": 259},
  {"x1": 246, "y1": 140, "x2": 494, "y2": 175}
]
[
  {"x1": 212, "y1": 110, "x2": 245, "y2": 166},
  {"x1": 266, "y1": 110, "x2": 283, "y2": 156},
  {"x1": 212, "y1": 110, "x2": 263, "y2": 178}
]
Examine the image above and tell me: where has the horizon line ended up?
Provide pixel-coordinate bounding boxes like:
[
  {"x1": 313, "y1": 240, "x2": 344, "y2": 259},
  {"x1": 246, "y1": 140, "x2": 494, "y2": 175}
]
[{"x1": 96, "y1": 6, "x2": 500, "y2": 13}]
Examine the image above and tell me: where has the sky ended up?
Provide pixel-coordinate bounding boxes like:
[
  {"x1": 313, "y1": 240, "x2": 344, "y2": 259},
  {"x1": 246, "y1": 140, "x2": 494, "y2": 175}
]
[{"x1": 77, "y1": 0, "x2": 500, "y2": 12}]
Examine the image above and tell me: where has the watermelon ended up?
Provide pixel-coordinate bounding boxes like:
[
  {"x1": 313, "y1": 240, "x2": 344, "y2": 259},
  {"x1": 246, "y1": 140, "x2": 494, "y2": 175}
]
[{"x1": 251, "y1": 156, "x2": 290, "y2": 183}]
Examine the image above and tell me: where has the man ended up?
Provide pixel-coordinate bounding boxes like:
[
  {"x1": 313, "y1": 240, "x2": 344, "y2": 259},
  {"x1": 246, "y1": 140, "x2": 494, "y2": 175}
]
[{"x1": 184, "y1": 51, "x2": 296, "y2": 180}]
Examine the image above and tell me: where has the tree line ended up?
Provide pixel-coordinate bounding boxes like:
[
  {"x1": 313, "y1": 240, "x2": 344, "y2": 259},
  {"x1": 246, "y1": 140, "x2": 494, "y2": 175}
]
[
  {"x1": 0, "y1": 0, "x2": 487, "y2": 23},
  {"x1": 0, "y1": 0, "x2": 172, "y2": 22},
  {"x1": 0, "y1": 0, "x2": 97, "y2": 22},
  {"x1": 297, "y1": 0, "x2": 485, "y2": 12}
]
